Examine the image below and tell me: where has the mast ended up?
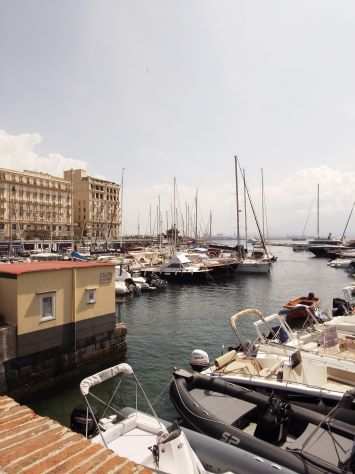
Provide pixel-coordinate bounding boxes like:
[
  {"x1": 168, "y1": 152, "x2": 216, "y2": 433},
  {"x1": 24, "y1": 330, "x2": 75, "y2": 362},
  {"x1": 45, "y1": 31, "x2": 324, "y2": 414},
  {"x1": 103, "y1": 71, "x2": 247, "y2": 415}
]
[
  {"x1": 237, "y1": 160, "x2": 269, "y2": 258},
  {"x1": 341, "y1": 202, "x2": 355, "y2": 241},
  {"x1": 195, "y1": 189, "x2": 198, "y2": 241},
  {"x1": 317, "y1": 183, "x2": 320, "y2": 239},
  {"x1": 119, "y1": 168, "x2": 125, "y2": 250},
  {"x1": 149, "y1": 204, "x2": 152, "y2": 237},
  {"x1": 173, "y1": 177, "x2": 177, "y2": 247},
  {"x1": 234, "y1": 156, "x2": 241, "y2": 247},
  {"x1": 261, "y1": 168, "x2": 265, "y2": 239},
  {"x1": 209, "y1": 210, "x2": 212, "y2": 239},
  {"x1": 158, "y1": 195, "x2": 162, "y2": 249},
  {"x1": 186, "y1": 204, "x2": 190, "y2": 237},
  {"x1": 243, "y1": 169, "x2": 248, "y2": 250}
]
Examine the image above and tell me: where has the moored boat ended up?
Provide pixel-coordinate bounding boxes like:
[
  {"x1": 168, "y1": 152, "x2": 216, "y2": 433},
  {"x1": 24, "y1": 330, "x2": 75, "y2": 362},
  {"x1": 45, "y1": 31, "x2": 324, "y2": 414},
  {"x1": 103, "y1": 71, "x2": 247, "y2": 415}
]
[
  {"x1": 72, "y1": 363, "x2": 208, "y2": 474},
  {"x1": 170, "y1": 369, "x2": 355, "y2": 474},
  {"x1": 282, "y1": 293, "x2": 320, "y2": 320},
  {"x1": 194, "y1": 308, "x2": 355, "y2": 408},
  {"x1": 143, "y1": 253, "x2": 211, "y2": 282}
]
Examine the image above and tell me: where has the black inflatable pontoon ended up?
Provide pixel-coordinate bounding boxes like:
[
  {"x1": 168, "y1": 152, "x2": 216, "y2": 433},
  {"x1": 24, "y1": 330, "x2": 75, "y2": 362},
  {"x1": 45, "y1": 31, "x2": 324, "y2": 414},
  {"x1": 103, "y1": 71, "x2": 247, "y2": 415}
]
[{"x1": 170, "y1": 369, "x2": 355, "y2": 474}]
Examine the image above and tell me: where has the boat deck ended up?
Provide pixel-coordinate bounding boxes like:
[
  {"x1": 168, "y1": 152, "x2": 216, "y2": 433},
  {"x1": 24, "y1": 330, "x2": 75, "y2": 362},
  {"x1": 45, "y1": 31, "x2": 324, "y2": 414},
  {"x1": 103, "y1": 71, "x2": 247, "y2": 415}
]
[{"x1": 95, "y1": 427, "x2": 156, "y2": 466}]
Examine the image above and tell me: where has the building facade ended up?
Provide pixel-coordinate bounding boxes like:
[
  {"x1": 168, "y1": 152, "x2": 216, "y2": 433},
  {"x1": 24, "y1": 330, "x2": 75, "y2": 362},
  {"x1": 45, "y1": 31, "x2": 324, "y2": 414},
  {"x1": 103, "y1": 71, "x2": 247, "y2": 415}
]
[
  {"x1": 0, "y1": 261, "x2": 127, "y2": 396},
  {"x1": 64, "y1": 169, "x2": 120, "y2": 242},
  {"x1": 0, "y1": 168, "x2": 73, "y2": 241}
]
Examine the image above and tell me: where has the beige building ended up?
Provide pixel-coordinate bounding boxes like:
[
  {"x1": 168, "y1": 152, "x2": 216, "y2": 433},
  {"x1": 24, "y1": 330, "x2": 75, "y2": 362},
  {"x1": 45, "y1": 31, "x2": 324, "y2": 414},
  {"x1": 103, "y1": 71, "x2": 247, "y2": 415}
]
[
  {"x1": 0, "y1": 260, "x2": 116, "y2": 357},
  {"x1": 0, "y1": 168, "x2": 73, "y2": 241},
  {"x1": 64, "y1": 169, "x2": 120, "y2": 242}
]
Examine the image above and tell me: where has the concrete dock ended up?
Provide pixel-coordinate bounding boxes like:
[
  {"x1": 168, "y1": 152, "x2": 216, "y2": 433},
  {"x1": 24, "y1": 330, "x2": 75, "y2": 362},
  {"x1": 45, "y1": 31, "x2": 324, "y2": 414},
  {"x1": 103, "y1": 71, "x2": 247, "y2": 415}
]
[{"x1": 0, "y1": 395, "x2": 153, "y2": 473}]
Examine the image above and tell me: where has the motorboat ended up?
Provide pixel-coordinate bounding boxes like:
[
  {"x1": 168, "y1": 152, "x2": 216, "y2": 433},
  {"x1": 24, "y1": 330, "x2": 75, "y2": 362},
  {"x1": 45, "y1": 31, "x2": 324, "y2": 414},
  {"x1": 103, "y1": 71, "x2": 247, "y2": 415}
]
[
  {"x1": 196, "y1": 308, "x2": 355, "y2": 407},
  {"x1": 282, "y1": 293, "x2": 320, "y2": 321},
  {"x1": 115, "y1": 265, "x2": 164, "y2": 295},
  {"x1": 115, "y1": 266, "x2": 140, "y2": 296},
  {"x1": 70, "y1": 363, "x2": 209, "y2": 474},
  {"x1": 170, "y1": 368, "x2": 355, "y2": 474},
  {"x1": 142, "y1": 253, "x2": 211, "y2": 282},
  {"x1": 328, "y1": 259, "x2": 353, "y2": 269},
  {"x1": 71, "y1": 363, "x2": 295, "y2": 474},
  {"x1": 307, "y1": 239, "x2": 344, "y2": 258}
]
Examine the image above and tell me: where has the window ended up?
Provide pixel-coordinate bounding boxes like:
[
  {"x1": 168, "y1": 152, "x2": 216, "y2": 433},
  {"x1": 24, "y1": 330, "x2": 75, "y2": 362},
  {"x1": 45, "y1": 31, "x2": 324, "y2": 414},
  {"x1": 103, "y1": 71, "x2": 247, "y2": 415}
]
[
  {"x1": 85, "y1": 288, "x2": 96, "y2": 304},
  {"x1": 40, "y1": 292, "x2": 56, "y2": 321}
]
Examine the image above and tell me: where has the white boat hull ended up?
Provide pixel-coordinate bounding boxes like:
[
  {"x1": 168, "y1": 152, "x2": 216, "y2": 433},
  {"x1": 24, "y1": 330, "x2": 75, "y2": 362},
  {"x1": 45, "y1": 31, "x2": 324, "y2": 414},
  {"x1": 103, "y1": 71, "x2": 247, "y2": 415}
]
[{"x1": 236, "y1": 261, "x2": 271, "y2": 273}]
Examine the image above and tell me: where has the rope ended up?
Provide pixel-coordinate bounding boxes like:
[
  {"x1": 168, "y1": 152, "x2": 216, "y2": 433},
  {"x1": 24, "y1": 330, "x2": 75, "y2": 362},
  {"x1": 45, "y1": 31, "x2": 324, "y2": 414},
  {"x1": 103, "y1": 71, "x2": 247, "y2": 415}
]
[{"x1": 151, "y1": 378, "x2": 172, "y2": 408}]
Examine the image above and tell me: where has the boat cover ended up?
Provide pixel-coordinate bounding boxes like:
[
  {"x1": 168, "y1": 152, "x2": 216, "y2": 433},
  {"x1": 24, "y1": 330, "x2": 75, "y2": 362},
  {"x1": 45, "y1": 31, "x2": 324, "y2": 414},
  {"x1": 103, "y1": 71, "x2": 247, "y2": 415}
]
[{"x1": 80, "y1": 363, "x2": 133, "y2": 395}]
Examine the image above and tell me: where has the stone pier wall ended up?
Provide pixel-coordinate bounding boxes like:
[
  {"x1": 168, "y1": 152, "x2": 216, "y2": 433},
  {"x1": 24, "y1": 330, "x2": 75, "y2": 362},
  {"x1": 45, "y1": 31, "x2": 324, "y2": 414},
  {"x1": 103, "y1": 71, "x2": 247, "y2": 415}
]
[{"x1": 0, "y1": 322, "x2": 127, "y2": 400}]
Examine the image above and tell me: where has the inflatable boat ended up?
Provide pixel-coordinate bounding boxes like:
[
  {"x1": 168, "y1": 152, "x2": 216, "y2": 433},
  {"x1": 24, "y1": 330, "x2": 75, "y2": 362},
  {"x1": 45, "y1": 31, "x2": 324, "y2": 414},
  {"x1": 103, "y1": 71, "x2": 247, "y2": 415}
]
[{"x1": 170, "y1": 369, "x2": 355, "y2": 474}]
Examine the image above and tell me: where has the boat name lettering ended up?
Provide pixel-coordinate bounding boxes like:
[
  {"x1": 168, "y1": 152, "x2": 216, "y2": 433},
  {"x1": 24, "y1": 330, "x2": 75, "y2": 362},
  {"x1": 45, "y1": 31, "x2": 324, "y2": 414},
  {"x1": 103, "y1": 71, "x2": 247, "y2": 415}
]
[{"x1": 221, "y1": 432, "x2": 240, "y2": 446}]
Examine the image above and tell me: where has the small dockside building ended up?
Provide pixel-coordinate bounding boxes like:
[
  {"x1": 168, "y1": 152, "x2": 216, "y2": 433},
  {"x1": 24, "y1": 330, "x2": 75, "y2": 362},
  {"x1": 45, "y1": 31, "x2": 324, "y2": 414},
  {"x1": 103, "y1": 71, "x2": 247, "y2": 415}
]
[{"x1": 0, "y1": 261, "x2": 126, "y2": 398}]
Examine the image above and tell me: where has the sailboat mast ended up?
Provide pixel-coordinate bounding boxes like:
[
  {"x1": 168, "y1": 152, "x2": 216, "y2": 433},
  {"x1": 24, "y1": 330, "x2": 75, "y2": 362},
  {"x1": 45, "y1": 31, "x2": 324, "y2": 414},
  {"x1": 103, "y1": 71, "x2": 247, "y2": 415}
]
[
  {"x1": 243, "y1": 169, "x2": 248, "y2": 249},
  {"x1": 173, "y1": 177, "x2": 177, "y2": 247},
  {"x1": 210, "y1": 210, "x2": 212, "y2": 239},
  {"x1": 341, "y1": 201, "x2": 355, "y2": 241},
  {"x1": 119, "y1": 168, "x2": 125, "y2": 250},
  {"x1": 234, "y1": 155, "x2": 241, "y2": 247},
  {"x1": 261, "y1": 168, "x2": 265, "y2": 239},
  {"x1": 317, "y1": 184, "x2": 320, "y2": 239},
  {"x1": 195, "y1": 189, "x2": 198, "y2": 241},
  {"x1": 149, "y1": 204, "x2": 152, "y2": 236},
  {"x1": 158, "y1": 195, "x2": 162, "y2": 248},
  {"x1": 237, "y1": 160, "x2": 269, "y2": 258}
]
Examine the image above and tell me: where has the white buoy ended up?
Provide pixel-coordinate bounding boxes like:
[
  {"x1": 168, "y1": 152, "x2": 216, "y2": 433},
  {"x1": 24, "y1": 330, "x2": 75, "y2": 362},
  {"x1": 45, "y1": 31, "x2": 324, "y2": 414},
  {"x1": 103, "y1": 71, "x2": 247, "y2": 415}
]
[{"x1": 190, "y1": 349, "x2": 210, "y2": 372}]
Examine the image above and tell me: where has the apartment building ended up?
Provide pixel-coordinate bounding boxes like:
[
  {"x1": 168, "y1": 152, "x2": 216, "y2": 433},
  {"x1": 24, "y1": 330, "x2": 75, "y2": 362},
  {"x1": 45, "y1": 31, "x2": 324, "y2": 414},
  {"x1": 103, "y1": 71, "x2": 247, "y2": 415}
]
[
  {"x1": 0, "y1": 168, "x2": 73, "y2": 241},
  {"x1": 64, "y1": 169, "x2": 120, "y2": 241}
]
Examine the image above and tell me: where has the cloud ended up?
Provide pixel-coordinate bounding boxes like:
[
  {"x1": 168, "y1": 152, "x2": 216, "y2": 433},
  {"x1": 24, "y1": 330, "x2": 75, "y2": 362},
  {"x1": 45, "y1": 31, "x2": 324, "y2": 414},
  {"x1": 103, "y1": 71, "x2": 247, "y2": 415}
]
[
  {"x1": 0, "y1": 130, "x2": 87, "y2": 177},
  {"x1": 123, "y1": 165, "x2": 355, "y2": 238},
  {"x1": 266, "y1": 166, "x2": 355, "y2": 237}
]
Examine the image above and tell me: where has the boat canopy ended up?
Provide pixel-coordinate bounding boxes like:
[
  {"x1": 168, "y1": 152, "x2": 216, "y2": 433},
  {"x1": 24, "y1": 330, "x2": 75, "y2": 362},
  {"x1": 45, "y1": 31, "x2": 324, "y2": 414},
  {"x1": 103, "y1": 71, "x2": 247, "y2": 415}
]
[{"x1": 80, "y1": 363, "x2": 133, "y2": 396}]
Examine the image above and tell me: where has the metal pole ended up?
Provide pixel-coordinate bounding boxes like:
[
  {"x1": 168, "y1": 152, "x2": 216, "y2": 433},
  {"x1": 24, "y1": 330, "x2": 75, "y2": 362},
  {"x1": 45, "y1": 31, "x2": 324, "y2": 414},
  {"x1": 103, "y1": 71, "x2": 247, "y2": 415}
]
[
  {"x1": 261, "y1": 168, "x2": 265, "y2": 239},
  {"x1": 317, "y1": 183, "x2": 320, "y2": 239},
  {"x1": 243, "y1": 169, "x2": 248, "y2": 250},
  {"x1": 234, "y1": 156, "x2": 240, "y2": 247},
  {"x1": 341, "y1": 202, "x2": 355, "y2": 241},
  {"x1": 209, "y1": 210, "x2": 212, "y2": 239},
  {"x1": 195, "y1": 189, "x2": 198, "y2": 240},
  {"x1": 120, "y1": 168, "x2": 125, "y2": 249}
]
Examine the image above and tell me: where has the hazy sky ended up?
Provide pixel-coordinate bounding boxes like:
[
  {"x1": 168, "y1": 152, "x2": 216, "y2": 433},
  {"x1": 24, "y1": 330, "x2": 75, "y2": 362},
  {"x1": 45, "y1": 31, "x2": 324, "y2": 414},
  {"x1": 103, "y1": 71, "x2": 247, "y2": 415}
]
[{"x1": 1, "y1": 1, "x2": 355, "y2": 237}]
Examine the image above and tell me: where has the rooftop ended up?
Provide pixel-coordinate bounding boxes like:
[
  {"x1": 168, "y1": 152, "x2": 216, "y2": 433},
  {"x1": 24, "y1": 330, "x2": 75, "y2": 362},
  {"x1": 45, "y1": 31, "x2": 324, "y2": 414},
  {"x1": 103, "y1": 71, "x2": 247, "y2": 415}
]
[
  {"x1": 0, "y1": 261, "x2": 115, "y2": 276},
  {"x1": 0, "y1": 395, "x2": 152, "y2": 474}
]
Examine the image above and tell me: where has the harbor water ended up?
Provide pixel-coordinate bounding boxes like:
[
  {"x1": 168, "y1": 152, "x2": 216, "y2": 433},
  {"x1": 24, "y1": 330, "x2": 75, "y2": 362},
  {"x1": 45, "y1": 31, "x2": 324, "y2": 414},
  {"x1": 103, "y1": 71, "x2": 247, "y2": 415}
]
[{"x1": 27, "y1": 245, "x2": 353, "y2": 425}]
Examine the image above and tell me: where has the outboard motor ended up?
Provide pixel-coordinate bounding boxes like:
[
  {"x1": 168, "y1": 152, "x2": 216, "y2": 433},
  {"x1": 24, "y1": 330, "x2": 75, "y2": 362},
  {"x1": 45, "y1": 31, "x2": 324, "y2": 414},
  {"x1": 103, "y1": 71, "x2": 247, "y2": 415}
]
[
  {"x1": 70, "y1": 405, "x2": 98, "y2": 437},
  {"x1": 332, "y1": 297, "x2": 351, "y2": 317},
  {"x1": 254, "y1": 397, "x2": 289, "y2": 446},
  {"x1": 190, "y1": 349, "x2": 210, "y2": 372}
]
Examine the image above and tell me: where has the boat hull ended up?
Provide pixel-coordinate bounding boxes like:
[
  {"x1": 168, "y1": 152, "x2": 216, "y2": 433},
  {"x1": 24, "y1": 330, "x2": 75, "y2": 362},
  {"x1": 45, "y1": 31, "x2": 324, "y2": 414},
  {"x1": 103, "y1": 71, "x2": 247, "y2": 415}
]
[
  {"x1": 235, "y1": 262, "x2": 271, "y2": 273},
  {"x1": 170, "y1": 371, "x2": 355, "y2": 474},
  {"x1": 143, "y1": 269, "x2": 211, "y2": 283}
]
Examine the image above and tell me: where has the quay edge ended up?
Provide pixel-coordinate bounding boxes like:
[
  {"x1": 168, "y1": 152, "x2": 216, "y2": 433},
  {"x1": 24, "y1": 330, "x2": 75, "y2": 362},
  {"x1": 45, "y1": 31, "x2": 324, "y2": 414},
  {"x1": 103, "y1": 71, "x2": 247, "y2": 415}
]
[{"x1": 0, "y1": 395, "x2": 152, "y2": 473}]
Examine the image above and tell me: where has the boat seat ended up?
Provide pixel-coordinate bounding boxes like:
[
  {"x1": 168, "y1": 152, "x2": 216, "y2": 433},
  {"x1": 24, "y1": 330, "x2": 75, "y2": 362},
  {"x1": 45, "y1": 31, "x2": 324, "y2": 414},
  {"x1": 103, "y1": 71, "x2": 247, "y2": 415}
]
[
  {"x1": 219, "y1": 359, "x2": 260, "y2": 375},
  {"x1": 283, "y1": 423, "x2": 353, "y2": 466},
  {"x1": 259, "y1": 360, "x2": 283, "y2": 378},
  {"x1": 190, "y1": 389, "x2": 256, "y2": 425}
]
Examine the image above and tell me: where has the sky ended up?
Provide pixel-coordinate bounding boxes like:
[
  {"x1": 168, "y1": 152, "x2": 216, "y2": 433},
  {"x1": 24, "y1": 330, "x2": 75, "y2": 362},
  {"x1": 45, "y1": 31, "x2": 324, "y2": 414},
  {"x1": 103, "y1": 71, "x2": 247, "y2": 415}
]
[{"x1": 1, "y1": 0, "x2": 355, "y2": 238}]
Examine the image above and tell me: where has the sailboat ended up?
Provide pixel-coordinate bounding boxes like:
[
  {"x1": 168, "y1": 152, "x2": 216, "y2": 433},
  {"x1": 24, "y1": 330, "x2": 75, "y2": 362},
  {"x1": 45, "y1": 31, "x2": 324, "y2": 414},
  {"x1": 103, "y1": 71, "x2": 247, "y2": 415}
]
[
  {"x1": 307, "y1": 185, "x2": 346, "y2": 257},
  {"x1": 234, "y1": 157, "x2": 271, "y2": 273}
]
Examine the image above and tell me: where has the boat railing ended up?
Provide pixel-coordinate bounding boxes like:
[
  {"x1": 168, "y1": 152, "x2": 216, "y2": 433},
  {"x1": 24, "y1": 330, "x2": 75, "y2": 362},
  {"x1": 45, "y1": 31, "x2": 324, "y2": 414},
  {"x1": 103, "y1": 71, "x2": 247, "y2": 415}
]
[{"x1": 79, "y1": 363, "x2": 167, "y2": 448}]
